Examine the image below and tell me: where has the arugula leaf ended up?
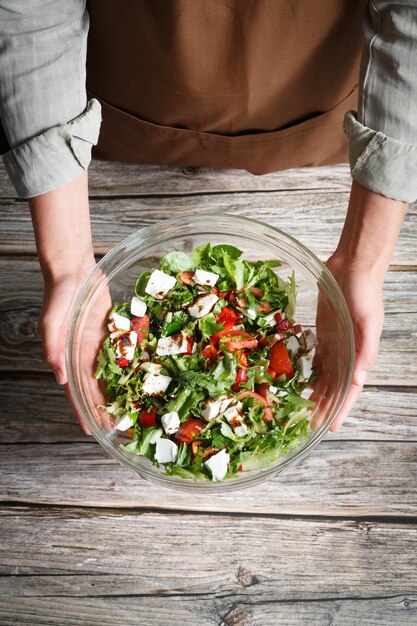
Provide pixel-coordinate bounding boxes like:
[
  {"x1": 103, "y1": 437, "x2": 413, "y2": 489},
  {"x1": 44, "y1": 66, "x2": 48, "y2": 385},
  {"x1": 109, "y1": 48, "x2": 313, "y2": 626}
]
[
  {"x1": 223, "y1": 254, "x2": 245, "y2": 290},
  {"x1": 164, "y1": 388, "x2": 205, "y2": 419},
  {"x1": 198, "y1": 315, "x2": 224, "y2": 341},
  {"x1": 162, "y1": 311, "x2": 187, "y2": 337},
  {"x1": 179, "y1": 370, "x2": 228, "y2": 397}
]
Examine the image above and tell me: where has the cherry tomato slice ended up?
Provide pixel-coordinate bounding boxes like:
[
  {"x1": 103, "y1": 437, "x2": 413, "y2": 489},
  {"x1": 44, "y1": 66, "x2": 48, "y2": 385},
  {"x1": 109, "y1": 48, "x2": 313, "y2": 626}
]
[
  {"x1": 211, "y1": 329, "x2": 258, "y2": 353},
  {"x1": 179, "y1": 271, "x2": 194, "y2": 285},
  {"x1": 269, "y1": 340, "x2": 294, "y2": 378},
  {"x1": 138, "y1": 406, "x2": 157, "y2": 427},
  {"x1": 201, "y1": 344, "x2": 219, "y2": 360},
  {"x1": 130, "y1": 314, "x2": 150, "y2": 345},
  {"x1": 216, "y1": 306, "x2": 240, "y2": 330},
  {"x1": 232, "y1": 368, "x2": 248, "y2": 392},
  {"x1": 255, "y1": 383, "x2": 270, "y2": 401},
  {"x1": 175, "y1": 418, "x2": 206, "y2": 445}
]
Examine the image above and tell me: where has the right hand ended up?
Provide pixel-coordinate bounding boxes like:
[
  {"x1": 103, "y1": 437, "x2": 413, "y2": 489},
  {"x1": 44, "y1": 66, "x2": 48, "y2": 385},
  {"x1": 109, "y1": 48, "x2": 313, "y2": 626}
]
[
  {"x1": 29, "y1": 172, "x2": 101, "y2": 433},
  {"x1": 39, "y1": 265, "x2": 97, "y2": 386},
  {"x1": 40, "y1": 266, "x2": 98, "y2": 435}
]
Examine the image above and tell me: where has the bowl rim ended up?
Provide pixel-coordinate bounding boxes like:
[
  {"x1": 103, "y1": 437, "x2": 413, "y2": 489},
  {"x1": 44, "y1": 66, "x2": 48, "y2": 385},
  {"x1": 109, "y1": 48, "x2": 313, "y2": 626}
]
[{"x1": 66, "y1": 213, "x2": 355, "y2": 491}]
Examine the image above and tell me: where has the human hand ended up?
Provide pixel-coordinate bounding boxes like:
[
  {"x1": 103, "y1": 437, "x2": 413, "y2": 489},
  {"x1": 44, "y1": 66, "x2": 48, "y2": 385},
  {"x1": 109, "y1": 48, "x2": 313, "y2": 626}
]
[
  {"x1": 311, "y1": 180, "x2": 406, "y2": 431},
  {"x1": 29, "y1": 172, "x2": 102, "y2": 433},
  {"x1": 39, "y1": 266, "x2": 97, "y2": 386},
  {"x1": 324, "y1": 253, "x2": 384, "y2": 431},
  {"x1": 39, "y1": 265, "x2": 97, "y2": 433}
]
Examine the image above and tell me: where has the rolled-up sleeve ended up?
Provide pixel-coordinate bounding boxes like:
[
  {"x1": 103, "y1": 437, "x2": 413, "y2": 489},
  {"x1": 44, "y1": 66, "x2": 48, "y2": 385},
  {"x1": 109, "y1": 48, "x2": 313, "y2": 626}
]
[
  {"x1": 0, "y1": 0, "x2": 101, "y2": 198},
  {"x1": 344, "y1": 0, "x2": 417, "y2": 203}
]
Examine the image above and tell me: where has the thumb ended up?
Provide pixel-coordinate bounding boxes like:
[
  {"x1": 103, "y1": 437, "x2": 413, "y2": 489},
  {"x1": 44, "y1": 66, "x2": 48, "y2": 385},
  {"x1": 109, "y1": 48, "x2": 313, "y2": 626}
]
[
  {"x1": 330, "y1": 316, "x2": 381, "y2": 432},
  {"x1": 40, "y1": 309, "x2": 68, "y2": 385},
  {"x1": 39, "y1": 278, "x2": 80, "y2": 385}
]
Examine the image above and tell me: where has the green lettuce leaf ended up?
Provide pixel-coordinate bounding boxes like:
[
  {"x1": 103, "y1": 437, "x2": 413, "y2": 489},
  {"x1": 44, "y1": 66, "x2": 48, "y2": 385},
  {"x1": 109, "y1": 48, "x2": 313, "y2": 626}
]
[{"x1": 160, "y1": 251, "x2": 195, "y2": 274}]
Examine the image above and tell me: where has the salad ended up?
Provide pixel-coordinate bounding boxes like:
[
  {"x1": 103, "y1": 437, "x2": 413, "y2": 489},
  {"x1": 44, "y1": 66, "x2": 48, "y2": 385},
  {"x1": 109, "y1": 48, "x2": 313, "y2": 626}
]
[{"x1": 95, "y1": 243, "x2": 316, "y2": 482}]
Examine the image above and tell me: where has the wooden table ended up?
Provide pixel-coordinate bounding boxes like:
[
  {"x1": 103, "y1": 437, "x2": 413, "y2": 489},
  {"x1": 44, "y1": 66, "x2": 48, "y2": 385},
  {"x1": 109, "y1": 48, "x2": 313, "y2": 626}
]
[{"x1": 1, "y1": 162, "x2": 416, "y2": 625}]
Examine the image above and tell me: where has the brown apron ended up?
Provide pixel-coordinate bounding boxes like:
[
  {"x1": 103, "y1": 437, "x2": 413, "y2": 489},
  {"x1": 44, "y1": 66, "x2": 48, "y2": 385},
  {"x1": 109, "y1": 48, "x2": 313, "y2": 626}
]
[{"x1": 86, "y1": 0, "x2": 367, "y2": 174}]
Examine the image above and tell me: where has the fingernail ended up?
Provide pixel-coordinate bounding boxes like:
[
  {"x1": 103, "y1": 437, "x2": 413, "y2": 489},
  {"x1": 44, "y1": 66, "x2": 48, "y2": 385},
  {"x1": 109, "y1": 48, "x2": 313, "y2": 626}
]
[
  {"x1": 54, "y1": 368, "x2": 64, "y2": 385},
  {"x1": 356, "y1": 369, "x2": 367, "y2": 387}
]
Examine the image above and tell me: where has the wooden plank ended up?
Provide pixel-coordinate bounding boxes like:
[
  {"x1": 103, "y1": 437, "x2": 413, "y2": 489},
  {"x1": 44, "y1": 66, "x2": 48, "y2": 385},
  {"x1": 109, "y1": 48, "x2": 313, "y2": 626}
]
[
  {"x1": 1, "y1": 258, "x2": 416, "y2": 384},
  {"x1": 0, "y1": 594, "x2": 415, "y2": 626},
  {"x1": 0, "y1": 162, "x2": 354, "y2": 199},
  {"x1": 1, "y1": 193, "x2": 417, "y2": 265},
  {"x1": 0, "y1": 375, "x2": 89, "y2": 444},
  {"x1": 1, "y1": 441, "x2": 416, "y2": 515},
  {"x1": 1, "y1": 509, "x2": 417, "y2": 616},
  {"x1": 1, "y1": 375, "x2": 416, "y2": 443}
]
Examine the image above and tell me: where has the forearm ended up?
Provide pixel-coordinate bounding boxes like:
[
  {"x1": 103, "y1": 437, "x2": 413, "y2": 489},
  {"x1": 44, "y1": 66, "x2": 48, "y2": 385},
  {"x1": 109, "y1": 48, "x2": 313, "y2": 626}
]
[
  {"x1": 29, "y1": 171, "x2": 95, "y2": 281},
  {"x1": 331, "y1": 181, "x2": 408, "y2": 280}
]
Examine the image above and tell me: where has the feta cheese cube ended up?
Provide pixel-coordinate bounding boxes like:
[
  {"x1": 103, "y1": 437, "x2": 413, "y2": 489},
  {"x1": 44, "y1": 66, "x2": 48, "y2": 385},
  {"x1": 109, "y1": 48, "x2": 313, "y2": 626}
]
[
  {"x1": 286, "y1": 335, "x2": 300, "y2": 356},
  {"x1": 155, "y1": 438, "x2": 178, "y2": 463},
  {"x1": 145, "y1": 269, "x2": 177, "y2": 299},
  {"x1": 193, "y1": 268, "x2": 219, "y2": 287},
  {"x1": 188, "y1": 293, "x2": 219, "y2": 318},
  {"x1": 204, "y1": 449, "x2": 230, "y2": 481},
  {"x1": 130, "y1": 296, "x2": 147, "y2": 317},
  {"x1": 301, "y1": 387, "x2": 314, "y2": 400},
  {"x1": 115, "y1": 414, "x2": 134, "y2": 431},
  {"x1": 161, "y1": 411, "x2": 180, "y2": 435},
  {"x1": 115, "y1": 330, "x2": 138, "y2": 361},
  {"x1": 300, "y1": 329, "x2": 317, "y2": 353},
  {"x1": 224, "y1": 402, "x2": 248, "y2": 437},
  {"x1": 142, "y1": 372, "x2": 172, "y2": 396},
  {"x1": 234, "y1": 424, "x2": 249, "y2": 437},
  {"x1": 156, "y1": 331, "x2": 189, "y2": 356},
  {"x1": 108, "y1": 312, "x2": 131, "y2": 332},
  {"x1": 200, "y1": 396, "x2": 234, "y2": 421},
  {"x1": 297, "y1": 353, "x2": 314, "y2": 381}
]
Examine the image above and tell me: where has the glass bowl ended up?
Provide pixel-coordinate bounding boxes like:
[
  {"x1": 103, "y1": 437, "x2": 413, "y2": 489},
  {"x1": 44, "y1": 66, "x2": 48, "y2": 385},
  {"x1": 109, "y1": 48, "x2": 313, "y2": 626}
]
[{"x1": 66, "y1": 214, "x2": 354, "y2": 492}]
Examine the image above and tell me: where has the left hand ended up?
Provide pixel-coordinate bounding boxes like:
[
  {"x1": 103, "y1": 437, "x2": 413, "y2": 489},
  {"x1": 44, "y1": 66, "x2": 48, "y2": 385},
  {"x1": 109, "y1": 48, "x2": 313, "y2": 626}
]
[{"x1": 325, "y1": 252, "x2": 385, "y2": 431}]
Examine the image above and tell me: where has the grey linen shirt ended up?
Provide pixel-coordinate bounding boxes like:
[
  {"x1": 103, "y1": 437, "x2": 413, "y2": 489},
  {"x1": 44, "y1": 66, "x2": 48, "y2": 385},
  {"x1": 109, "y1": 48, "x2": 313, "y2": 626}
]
[{"x1": 1, "y1": 0, "x2": 417, "y2": 202}]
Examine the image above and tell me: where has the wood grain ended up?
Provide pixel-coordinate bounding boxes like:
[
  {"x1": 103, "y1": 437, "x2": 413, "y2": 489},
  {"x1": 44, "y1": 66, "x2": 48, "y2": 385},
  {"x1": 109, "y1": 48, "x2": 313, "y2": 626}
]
[
  {"x1": 1, "y1": 258, "x2": 416, "y2": 384},
  {"x1": 1, "y1": 193, "x2": 417, "y2": 264},
  {"x1": 0, "y1": 162, "x2": 354, "y2": 199},
  {"x1": 1, "y1": 375, "x2": 416, "y2": 444},
  {"x1": 1, "y1": 441, "x2": 416, "y2": 516},
  {"x1": 0, "y1": 509, "x2": 417, "y2": 608},
  {"x1": 1, "y1": 160, "x2": 417, "y2": 620},
  {"x1": 0, "y1": 594, "x2": 415, "y2": 626}
]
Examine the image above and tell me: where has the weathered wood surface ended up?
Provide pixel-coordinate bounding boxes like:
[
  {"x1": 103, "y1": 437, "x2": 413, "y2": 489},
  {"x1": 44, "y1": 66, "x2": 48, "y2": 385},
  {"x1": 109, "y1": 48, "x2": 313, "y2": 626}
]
[
  {"x1": 2, "y1": 441, "x2": 416, "y2": 516},
  {"x1": 1, "y1": 160, "x2": 417, "y2": 624},
  {"x1": 1, "y1": 375, "x2": 416, "y2": 444},
  {"x1": 0, "y1": 162, "x2": 354, "y2": 198},
  {"x1": 2, "y1": 193, "x2": 417, "y2": 265},
  {"x1": 1, "y1": 595, "x2": 416, "y2": 626},
  {"x1": 1, "y1": 508, "x2": 417, "y2": 625},
  {"x1": 1, "y1": 258, "x2": 416, "y2": 384}
]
